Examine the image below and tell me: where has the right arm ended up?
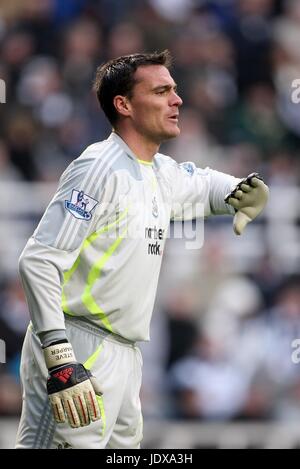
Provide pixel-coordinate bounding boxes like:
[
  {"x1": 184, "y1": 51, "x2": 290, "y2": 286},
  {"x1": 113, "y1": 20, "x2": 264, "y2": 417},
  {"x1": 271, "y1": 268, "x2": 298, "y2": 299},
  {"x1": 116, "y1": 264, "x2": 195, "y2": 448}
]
[
  {"x1": 19, "y1": 145, "x2": 117, "y2": 343},
  {"x1": 19, "y1": 156, "x2": 102, "y2": 343},
  {"x1": 19, "y1": 143, "x2": 119, "y2": 428},
  {"x1": 19, "y1": 238, "x2": 81, "y2": 344}
]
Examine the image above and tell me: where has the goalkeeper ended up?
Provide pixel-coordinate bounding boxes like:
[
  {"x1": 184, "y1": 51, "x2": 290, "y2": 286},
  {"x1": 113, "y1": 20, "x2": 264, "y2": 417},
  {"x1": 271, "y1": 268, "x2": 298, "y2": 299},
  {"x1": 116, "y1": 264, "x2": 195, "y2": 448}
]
[{"x1": 15, "y1": 50, "x2": 268, "y2": 449}]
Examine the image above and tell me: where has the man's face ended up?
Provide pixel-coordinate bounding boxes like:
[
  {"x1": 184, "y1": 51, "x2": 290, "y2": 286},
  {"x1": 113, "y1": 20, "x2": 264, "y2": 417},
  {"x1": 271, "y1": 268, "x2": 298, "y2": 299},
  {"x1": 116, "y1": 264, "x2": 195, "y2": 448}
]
[{"x1": 127, "y1": 65, "x2": 183, "y2": 143}]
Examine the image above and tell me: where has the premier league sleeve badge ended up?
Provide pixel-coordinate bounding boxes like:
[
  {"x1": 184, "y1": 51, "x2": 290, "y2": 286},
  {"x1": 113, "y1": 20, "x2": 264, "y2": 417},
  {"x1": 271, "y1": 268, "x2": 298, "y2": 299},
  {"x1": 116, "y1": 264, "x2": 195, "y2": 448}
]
[{"x1": 65, "y1": 189, "x2": 99, "y2": 221}]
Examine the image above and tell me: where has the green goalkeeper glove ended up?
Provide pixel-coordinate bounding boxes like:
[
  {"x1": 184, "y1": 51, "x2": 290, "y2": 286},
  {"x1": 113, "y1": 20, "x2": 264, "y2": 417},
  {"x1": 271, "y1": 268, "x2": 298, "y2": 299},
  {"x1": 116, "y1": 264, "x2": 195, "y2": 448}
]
[
  {"x1": 44, "y1": 341, "x2": 102, "y2": 428},
  {"x1": 225, "y1": 173, "x2": 269, "y2": 236}
]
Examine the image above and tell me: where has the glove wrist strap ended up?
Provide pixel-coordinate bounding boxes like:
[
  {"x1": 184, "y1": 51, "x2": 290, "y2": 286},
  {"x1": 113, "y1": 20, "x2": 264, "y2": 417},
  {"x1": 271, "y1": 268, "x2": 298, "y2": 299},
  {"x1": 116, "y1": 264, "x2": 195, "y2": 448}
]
[{"x1": 44, "y1": 342, "x2": 76, "y2": 369}]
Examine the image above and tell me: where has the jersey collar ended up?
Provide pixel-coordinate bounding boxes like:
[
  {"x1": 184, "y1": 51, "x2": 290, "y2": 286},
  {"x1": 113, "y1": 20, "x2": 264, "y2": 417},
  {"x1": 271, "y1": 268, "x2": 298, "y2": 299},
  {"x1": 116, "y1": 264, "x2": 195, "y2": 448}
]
[{"x1": 108, "y1": 132, "x2": 154, "y2": 166}]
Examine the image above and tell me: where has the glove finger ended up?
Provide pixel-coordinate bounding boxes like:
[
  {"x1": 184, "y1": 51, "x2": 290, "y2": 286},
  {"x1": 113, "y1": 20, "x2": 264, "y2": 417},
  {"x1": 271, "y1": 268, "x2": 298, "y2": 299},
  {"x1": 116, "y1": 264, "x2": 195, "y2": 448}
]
[
  {"x1": 85, "y1": 387, "x2": 101, "y2": 422},
  {"x1": 63, "y1": 398, "x2": 81, "y2": 428},
  {"x1": 249, "y1": 177, "x2": 261, "y2": 188},
  {"x1": 240, "y1": 183, "x2": 252, "y2": 193},
  {"x1": 49, "y1": 394, "x2": 66, "y2": 424},
  {"x1": 246, "y1": 173, "x2": 263, "y2": 187},
  {"x1": 74, "y1": 394, "x2": 90, "y2": 427},
  {"x1": 233, "y1": 189, "x2": 244, "y2": 200},
  {"x1": 224, "y1": 191, "x2": 234, "y2": 203},
  {"x1": 226, "y1": 197, "x2": 240, "y2": 210},
  {"x1": 246, "y1": 172, "x2": 262, "y2": 182},
  {"x1": 233, "y1": 212, "x2": 252, "y2": 236}
]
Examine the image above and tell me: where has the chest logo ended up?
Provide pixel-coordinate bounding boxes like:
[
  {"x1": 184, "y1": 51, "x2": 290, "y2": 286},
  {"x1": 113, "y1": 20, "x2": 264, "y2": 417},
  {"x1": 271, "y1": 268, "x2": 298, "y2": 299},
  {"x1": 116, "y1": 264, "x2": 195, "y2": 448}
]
[{"x1": 152, "y1": 196, "x2": 158, "y2": 218}]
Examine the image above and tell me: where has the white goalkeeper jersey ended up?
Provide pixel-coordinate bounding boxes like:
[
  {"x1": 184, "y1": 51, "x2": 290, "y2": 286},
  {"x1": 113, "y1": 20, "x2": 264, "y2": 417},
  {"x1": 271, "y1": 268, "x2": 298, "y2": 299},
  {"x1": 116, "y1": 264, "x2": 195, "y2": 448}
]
[{"x1": 19, "y1": 132, "x2": 239, "y2": 342}]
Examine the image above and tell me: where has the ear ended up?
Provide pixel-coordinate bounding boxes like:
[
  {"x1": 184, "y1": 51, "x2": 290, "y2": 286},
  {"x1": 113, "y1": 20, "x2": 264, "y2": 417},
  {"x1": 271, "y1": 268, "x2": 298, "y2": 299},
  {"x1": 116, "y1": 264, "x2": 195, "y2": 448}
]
[{"x1": 113, "y1": 95, "x2": 132, "y2": 118}]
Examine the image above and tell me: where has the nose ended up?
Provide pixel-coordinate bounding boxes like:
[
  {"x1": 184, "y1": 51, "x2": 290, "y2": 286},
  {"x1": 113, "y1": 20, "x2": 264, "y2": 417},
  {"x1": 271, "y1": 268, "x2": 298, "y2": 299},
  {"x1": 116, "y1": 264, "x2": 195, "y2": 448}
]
[{"x1": 170, "y1": 90, "x2": 183, "y2": 107}]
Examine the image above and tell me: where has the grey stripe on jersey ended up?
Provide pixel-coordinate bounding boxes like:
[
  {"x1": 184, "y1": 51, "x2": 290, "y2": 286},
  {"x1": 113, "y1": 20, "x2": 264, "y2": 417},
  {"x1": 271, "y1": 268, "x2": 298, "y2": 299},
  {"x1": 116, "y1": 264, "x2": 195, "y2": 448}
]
[
  {"x1": 33, "y1": 397, "x2": 54, "y2": 448},
  {"x1": 54, "y1": 139, "x2": 113, "y2": 249},
  {"x1": 53, "y1": 141, "x2": 108, "y2": 249},
  {"x1": 54, "y1": 140, "x2": 121, "y2": 251},
  {"x1": 65, "y1": 147, "x2": 123, "y2": 251}
]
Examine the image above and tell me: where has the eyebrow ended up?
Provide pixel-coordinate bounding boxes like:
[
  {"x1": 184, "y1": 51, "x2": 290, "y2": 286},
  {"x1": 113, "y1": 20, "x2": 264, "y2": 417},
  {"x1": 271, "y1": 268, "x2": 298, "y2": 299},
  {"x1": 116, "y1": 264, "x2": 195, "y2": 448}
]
[{"x1": 152, "y1": 83, "x2": 178, "y2": 92}]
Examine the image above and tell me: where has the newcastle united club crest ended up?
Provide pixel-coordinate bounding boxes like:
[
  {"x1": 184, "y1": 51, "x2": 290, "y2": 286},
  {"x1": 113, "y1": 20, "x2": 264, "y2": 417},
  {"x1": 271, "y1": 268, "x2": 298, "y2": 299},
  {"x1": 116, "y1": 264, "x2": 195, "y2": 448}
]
[{"x1": 152, "y1": 196, "x2": 158, "y2": 218}]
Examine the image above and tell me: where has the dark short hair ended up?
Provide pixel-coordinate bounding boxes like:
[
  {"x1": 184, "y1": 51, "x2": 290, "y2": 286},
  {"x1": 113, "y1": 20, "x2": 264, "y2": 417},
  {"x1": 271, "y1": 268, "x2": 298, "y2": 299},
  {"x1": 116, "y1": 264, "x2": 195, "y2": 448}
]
[{"x1": 93, "y1": 50, "x2": 172, "y2": 126}]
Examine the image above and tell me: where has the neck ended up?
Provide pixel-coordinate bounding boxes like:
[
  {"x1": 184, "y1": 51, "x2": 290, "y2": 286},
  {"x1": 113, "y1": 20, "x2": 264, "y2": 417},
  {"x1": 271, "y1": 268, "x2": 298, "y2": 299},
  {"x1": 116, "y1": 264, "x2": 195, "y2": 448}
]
[{"x1": 114, "y1": 126, "x2": 159, "y2": 162}]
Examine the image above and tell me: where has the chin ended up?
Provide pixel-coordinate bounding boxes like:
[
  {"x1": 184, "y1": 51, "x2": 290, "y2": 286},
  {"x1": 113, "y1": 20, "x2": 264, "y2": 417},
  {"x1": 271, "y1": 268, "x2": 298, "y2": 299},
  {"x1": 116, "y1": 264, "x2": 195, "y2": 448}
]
[
  {"x1": 153, "y1": 126, "x2": 180, "y2": 144},
  {"x1": 164, "y1": 126, "x2": 181, "y2": 140},
  {"x1": 170, "y1": 128, "x2": 181, "y2": 139}
]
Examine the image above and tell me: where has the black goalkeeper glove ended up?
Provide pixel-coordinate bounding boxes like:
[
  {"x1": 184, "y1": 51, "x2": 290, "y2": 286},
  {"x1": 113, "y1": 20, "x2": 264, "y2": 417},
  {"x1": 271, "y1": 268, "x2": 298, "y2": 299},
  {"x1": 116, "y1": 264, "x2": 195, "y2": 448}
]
[{"x1": 44, "y1": 341, "x2": 102, "y2": 428}]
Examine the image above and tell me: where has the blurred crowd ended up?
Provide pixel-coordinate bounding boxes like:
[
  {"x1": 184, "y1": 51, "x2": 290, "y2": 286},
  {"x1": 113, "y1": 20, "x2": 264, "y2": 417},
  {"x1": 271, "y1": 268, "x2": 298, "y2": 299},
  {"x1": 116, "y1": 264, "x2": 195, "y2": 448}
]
[{"x1": 1, "y1": 0, "x2": 300, "y2": 424}]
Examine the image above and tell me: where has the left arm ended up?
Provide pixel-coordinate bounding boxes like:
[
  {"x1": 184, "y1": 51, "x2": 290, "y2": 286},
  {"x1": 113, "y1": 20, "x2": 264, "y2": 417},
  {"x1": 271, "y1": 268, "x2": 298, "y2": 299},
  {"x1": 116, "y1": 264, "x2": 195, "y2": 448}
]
[
  {"x1": 169, "y1": 161, "x2": 240, "y2": 220},
  {"x1": 166, "y1": 160, "x2": 269, "y2": 235}
]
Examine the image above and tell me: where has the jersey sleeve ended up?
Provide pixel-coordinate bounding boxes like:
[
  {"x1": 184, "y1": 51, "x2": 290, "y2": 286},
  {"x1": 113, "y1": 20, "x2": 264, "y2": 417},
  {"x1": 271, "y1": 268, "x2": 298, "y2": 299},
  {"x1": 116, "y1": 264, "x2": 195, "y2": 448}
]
[
  {"x1": 167, "y1": 161, "x2": 240, "y2": 221},
  {"x1": 19, "y1": 151, "x2": 118, "y2": 337}
]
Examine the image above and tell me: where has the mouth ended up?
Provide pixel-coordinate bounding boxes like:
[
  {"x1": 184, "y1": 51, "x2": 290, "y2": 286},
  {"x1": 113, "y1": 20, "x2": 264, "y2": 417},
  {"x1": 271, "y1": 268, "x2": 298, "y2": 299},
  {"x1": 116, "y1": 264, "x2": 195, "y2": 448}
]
[{"x1": 168, "y1": 114, "x2": 179, "y2": 123}]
